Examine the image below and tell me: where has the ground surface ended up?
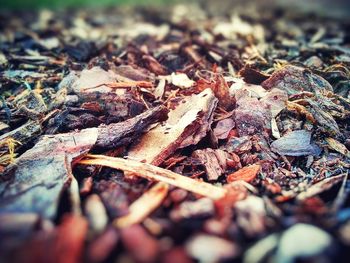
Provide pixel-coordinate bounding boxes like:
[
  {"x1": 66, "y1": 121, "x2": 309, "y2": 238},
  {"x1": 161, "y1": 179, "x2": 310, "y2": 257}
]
[{"x1": 0, "y1": 2, "x2": 350, "y2": 263}]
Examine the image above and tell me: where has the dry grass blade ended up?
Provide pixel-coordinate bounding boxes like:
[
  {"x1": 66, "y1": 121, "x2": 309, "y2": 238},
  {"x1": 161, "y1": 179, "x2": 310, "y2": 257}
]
[
  {"x1": 85, "y1": 81, "x2": 154, "y2": 90},
  {"x1": 79, "y1": 155, "x2": 227, "y2": 200},
  {"x1": 114, "y1": 182, "x2": 169, "y2": 228},
  {"x1": 106, "y1": 81, "x2": 153, "y2": 89}
]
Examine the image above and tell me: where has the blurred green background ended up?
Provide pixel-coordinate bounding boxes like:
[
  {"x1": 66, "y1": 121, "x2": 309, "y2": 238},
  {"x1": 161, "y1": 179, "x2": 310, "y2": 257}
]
[{"x1": 0, "y1": 0, "x2": 177, "y2": 9}]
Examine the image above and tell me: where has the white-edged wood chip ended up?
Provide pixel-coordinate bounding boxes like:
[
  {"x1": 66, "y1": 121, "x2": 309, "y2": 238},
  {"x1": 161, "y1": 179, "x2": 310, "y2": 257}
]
[
  {"x1": 326, "y1": 137, "x2": 350, "y2": 158},
  {"x1": 128, "y1": 88, "x2": 218, "y2": 165}
]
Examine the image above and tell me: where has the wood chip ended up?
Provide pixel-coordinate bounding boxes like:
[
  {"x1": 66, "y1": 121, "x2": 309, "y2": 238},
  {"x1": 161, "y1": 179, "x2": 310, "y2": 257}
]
[
  {"x1": 128, "y1": 88, "x2": 218, "y2": 165},
  {"x1": 94, "y1": 105, "x2": 168, "y2": 151},
  {"x1": 0, "y1": 128, "x2": 98, "y2": 219},
  {"x1": 227, "y1": 164, "x2": 261, "y2": 183},
  {"x1": 326, "y1": 137, "x2": 350, "y2": 158},
  {"x1": 297, "y1": 174, "x2": 347, "y2": 201},
  {"x1": 192, "y1": 148, "x2": 228, "y2": 181},
  {"x1": 114, "y1": 182, "x2": 169, "y2": 228}
]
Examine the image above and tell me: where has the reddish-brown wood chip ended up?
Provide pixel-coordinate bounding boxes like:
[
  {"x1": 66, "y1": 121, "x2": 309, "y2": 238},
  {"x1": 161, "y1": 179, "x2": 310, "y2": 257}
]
[{"x1": 226, "y1": 164, "x2": 261, "y2": 183}]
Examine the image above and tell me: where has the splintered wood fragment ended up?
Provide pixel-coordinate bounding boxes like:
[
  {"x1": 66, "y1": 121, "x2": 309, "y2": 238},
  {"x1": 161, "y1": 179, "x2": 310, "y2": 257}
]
[
  {"x1": 192, "y1": 148, "x2": 228, "y2": 181},
  {"x1": 286, "y1": 101, "x2": 316, "y2": 123},
  {"x1": 128, "y1": 88, "x2": 218, "y2": 165},
  {"x1": 94, "y1": 105, "x2": 168, "y2": 150},
  {"x1": 114, "y1": 182, "x2": 169, "y2": 228},
  {"x1": 326, "y1": 137, "x2": 350, "y2": 158},
  {"x1": 227, "y1": 164, "x2": 261, "y2": 183},
  {"x1": 297, "y1": 174, "x2": 347, "y2": 201},
  {"x1": 79, "y1": 155, "x2": 227, "y2": 200}
]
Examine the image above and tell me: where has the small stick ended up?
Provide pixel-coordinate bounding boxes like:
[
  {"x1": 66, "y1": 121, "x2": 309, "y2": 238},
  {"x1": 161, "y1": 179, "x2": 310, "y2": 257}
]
[
  {"x1": 79, "y1": 155, "x2": 227, "y2": 200},
  {"x1": 106, "y1": 81, "x2": 153, "y2": 89},
  {"x1": 84, "y1": 81, "x2": 154, "y2": 90}
]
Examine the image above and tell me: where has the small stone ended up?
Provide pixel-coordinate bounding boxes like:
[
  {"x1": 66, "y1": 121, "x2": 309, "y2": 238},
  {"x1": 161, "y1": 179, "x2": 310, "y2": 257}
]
[
  {"x1": 186, "y1": 234, "x2": 239, "y2": 262},
  {"x1": 271, "y1": 130, "x2": 321, "y2": 156},
  {"x1": 275, "y1": 224, "x2": 333, "y2": 263}
]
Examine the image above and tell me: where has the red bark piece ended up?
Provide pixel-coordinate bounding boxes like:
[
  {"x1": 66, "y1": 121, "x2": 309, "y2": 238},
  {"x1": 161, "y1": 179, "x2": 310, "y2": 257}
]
[
  {"x1": 121, "y1": 225, "x2": 160, "y2": 263},
  {"x1": 54, "y1": 215, "x2": 88, "y2": 263},
  {"x1": 213, "y1": 118, "x2": 235, "y2": 140},
  {"x1": 239, "y1": 64, "x2": 270, "y2": 85},
  {"x1": 161, "y1": 247, "x2": 193, "y2": 263},
  {"x1": 12, "y1": 214, "x2": 88, "y2": 263},
  {"x1": 227, "y1": 164, "x2": 261, "y2": 183},
  {"x1": 86, "y1": 227, "x2": 119, "y2": 263},
  {"x1": 192, "y1": 148, "x2": 228, "y2": 181}
]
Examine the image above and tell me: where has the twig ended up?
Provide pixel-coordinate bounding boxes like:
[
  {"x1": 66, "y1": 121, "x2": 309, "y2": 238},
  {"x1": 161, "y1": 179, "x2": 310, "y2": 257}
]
[{"x1": 79, "y1": 155, "x2": 227, "y2": 200}]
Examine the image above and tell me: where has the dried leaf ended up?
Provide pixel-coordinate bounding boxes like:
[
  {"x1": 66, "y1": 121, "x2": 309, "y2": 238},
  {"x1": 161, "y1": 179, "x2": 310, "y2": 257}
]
[
  {"x1": 170, "y1": 73, "x2": 195, "y2": 88},
  {"x1": 286, "y1": 101, "x2": 316, "y2": 123},
  {"x1": 72, "y1": 66, "x2": 119, "y2": 94}
]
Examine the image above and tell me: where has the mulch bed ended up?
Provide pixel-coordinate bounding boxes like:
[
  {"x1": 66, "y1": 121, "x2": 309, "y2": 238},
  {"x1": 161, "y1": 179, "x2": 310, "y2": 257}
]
[{"x1": 1, "y1": 2, "x2": 350, "y2": 263}]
